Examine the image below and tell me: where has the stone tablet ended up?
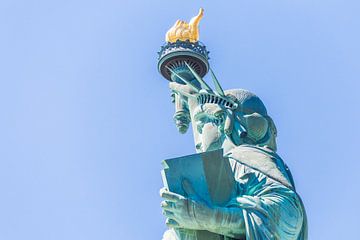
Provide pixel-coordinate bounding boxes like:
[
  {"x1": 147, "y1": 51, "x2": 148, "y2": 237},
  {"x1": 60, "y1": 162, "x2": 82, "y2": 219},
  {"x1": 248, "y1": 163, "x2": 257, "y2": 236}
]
[
  {"x1": 162, "y1": 148, "x2": 236, "y2": 239},
  {"x1": 161, "y1": 148, "x2": 235, "y2": 207}
]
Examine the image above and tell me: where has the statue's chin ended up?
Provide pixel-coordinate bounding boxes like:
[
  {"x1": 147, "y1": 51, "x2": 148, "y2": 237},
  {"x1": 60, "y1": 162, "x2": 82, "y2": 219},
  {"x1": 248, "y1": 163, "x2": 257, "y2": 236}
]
[{"x1": 201, "y1": 140, "x2": 222, "y2": 152}]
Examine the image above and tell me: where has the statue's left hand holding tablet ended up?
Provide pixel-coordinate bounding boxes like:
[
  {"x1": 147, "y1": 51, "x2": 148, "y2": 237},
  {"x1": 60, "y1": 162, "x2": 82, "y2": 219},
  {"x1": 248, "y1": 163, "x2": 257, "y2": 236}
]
[
  {"x1": 160, "y1": 180, "x2": 246, "y2": 239},
  {"x1": 159, "y1": 179, "x2": 217, "y2": 231}
]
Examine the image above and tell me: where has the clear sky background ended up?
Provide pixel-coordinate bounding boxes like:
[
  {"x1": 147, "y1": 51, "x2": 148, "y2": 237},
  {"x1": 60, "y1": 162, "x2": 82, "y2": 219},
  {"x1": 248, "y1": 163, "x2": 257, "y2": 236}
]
[{"x1": 0, "y1": 0, "x2": 359, "y2": 239}]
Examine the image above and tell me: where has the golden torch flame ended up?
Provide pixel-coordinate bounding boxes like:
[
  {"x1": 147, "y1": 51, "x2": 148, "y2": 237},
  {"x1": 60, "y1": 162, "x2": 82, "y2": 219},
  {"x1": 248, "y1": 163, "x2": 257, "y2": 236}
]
[{"x1": 166, "y1": 8, "x2": 204, "y2": 43}]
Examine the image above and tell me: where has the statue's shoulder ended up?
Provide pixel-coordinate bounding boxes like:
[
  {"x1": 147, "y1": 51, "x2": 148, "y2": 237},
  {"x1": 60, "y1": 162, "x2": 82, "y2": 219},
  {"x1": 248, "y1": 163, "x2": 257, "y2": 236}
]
[
  {"x1": 226, "y1": 145, "x2": 295, "y2": 190},
  {"x1": 226, "y1": 145, "x2": 280, "y2": 166}
]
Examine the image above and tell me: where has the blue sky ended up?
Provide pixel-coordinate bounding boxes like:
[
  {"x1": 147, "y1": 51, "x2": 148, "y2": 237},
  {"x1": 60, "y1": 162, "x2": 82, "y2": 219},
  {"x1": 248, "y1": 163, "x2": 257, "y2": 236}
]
[{"x1": 0, "y1": 0, "x2": 359, "y2": 239}]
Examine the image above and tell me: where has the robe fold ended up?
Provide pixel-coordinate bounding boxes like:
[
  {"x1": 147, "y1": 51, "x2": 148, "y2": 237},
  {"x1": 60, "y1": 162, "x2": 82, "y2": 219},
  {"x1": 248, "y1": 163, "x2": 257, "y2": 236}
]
[{"x1": 163, "y1": 145, "x2": 307, "y2": 240}]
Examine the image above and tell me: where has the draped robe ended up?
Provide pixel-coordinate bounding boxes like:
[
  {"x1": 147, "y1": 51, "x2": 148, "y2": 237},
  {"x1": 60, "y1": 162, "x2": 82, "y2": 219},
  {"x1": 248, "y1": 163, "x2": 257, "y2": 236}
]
[{"x1": 163, "y1": 145, "x2": 307, "y2": 240}]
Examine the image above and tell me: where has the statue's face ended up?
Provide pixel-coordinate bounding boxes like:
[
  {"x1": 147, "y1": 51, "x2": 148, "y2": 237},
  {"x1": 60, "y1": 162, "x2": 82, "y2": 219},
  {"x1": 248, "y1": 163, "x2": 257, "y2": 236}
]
[
  {"x1": 168, "y1": 80, "x2": 277, "y2": 152},
  {"x1": 193, "y1": 103, "x2": 226, "y2": 152},
  {"x1": 193, "y1": 102, "x2": 272, "y2": 153}
]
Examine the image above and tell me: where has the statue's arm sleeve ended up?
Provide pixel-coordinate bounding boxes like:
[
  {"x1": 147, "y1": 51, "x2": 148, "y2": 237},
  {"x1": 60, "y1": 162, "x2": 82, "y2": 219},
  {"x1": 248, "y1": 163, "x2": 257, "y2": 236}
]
[
  {"x1": 207, "y1": 163, "x2": 305, "y2": 240},
  {"x1": 232, "y1": 167, "x2": 306, "y2": 240}
]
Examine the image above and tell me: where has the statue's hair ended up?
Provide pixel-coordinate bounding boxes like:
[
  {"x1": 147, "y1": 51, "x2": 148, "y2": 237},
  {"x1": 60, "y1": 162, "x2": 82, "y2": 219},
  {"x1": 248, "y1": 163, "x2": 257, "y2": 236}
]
[
  {"x1": 224, "y1": 89, "x2": 277, "y2": 151},
  {"x1": 224, "y1": 89, "x2": 268, "y2": 116}
]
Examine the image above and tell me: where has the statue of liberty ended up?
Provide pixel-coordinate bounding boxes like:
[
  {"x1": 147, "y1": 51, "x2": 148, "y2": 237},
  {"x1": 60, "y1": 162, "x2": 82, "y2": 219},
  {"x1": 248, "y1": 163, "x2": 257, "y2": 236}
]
[{"x1": 157, "y1": 9, "x2": 307, "y2": 240}]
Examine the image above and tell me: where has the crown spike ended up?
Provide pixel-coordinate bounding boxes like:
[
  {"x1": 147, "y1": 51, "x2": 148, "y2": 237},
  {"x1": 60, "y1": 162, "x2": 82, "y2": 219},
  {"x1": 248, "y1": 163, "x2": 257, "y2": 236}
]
[
  {"x1": 209, "y1": 68, "x2": 225, "y2": 96},
  {"x1": 184, "y1": 62, "x2": 212, "y2": 92}
]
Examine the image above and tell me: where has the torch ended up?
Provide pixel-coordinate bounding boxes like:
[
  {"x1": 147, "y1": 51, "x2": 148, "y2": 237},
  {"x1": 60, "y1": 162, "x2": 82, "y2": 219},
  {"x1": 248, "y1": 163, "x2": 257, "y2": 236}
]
[{"x1": 157, "y1": 8, "x2": 210, "y2": 134}]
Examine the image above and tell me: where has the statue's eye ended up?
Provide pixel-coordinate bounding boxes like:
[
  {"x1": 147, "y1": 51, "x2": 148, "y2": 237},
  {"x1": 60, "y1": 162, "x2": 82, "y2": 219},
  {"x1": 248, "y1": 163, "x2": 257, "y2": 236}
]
[
  {"x1": 196, "y1": 121, "x2": 204, "y2": 134},
  {"x1": 214, "y1": 111, "x2": 225, "y2": 124},
  {"x1": 171, "y1": 93, "x2": 175, "y2": 103}
]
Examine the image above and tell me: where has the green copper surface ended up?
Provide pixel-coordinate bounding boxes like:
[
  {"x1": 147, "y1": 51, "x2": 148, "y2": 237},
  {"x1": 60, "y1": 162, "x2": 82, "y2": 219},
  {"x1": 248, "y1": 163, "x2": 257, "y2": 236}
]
[{"x1": 158, "y1": 39, "x2": 307, "y2": 240}]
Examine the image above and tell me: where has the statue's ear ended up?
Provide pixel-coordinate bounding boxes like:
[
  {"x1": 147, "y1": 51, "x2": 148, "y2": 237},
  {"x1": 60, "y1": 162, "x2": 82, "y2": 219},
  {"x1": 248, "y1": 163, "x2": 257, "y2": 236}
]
[{"x1": 244, "y1": 113, "x2": 268, "y2": 142}]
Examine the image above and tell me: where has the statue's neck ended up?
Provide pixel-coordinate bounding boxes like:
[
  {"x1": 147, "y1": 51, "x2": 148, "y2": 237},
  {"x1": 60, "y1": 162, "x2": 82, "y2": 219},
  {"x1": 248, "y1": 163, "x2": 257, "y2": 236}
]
[
  {"x1": 221, "y1": 136, "x2": 237, "y2": 155},
  {"x1": 187, "y1": 98, "x2": 237, "y2": 154}
]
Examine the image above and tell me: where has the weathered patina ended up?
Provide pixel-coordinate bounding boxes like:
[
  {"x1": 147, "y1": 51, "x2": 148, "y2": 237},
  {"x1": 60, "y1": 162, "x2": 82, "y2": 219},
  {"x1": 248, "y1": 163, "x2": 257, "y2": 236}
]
[{"x1": 158, "y1": 9, "x2": 307, "y2": 240}]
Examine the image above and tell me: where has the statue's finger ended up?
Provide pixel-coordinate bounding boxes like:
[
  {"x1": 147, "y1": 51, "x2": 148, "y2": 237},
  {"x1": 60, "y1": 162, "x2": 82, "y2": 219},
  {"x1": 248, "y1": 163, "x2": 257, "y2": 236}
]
[
  {"x1": 160, "y1": 189, "x2": 184, "y2": 202},
  {"x1": 159, "y1": 187, "x2": 169, "y2": 199},
  {"x1": 161, "y1": 200, "x2": 175, "y2": 210},
  {"x1": 162, "y1": 210, "x2": 175, "y2": 219},
  {"x1": 166, "y1": 218, "x2": 180, "y2": 228},
  {"x1": 169, "y1": 82, "x2": 196, "y2": 98},
  {"x1": 169, "y1": 81, "x2": 182, "y2": 90},
  {"x1": 159, "y1": 187, "x2": 168, "y2": 195}
]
